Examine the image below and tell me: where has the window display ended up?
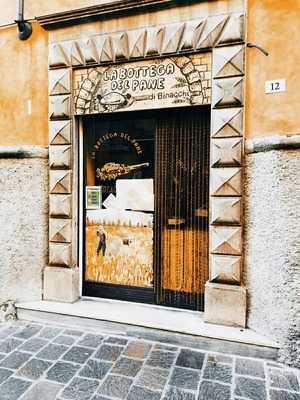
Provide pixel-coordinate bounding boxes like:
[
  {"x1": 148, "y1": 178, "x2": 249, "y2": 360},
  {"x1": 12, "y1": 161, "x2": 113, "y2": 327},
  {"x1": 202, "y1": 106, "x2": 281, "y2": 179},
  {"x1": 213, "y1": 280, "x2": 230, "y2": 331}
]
[{"x1": 84, "y1": 117, "x2": 155, "y2": 288}]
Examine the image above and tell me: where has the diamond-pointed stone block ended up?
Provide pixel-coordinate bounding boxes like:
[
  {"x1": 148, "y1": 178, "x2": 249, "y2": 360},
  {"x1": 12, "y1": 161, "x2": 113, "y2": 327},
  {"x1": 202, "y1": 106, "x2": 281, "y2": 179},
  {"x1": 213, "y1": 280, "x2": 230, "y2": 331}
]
[
  {"x1": 49, "y1": 218, "x2": 72, "y2": 243},
  {"x1": 50, "y1": 195, "x2": 72, "y2": 218},
  {"x1": 50, "y1": 170, "x2": 72, "y2": 194},
  {"x1": 213, "y1": 45, "x2": 244, "y2": 78},
  {"x1": 211, "y1": 138, "x2": 242, "y2": 167},
  {"x1": 211, "y1": 197, "x2": 242, "y2": 225},
  {"x1": 211, "y1": 167, "x2": 242, "y2": 197},
  {"x1": 212, "y1": 108, "x2": 243, "y2": 138},
  {"x1": 210, "y1": 254, "x2": 241, "y2": 284},
  {"x1": 212, "y1": 77, "x2": 244, "y2": 108},
  {"x1": 49, "y1": 121, "x2": 71, "y2": 145},
  {"x1": 211, "y1": 226, "x2": 242, "y2": 255}
]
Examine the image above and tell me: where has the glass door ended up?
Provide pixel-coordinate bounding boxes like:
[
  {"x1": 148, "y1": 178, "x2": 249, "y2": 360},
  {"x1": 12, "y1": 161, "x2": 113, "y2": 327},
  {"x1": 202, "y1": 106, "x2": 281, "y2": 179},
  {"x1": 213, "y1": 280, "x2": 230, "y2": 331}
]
[{"x1": 82, "y1": 115, "x2": 155, "y2": 303}]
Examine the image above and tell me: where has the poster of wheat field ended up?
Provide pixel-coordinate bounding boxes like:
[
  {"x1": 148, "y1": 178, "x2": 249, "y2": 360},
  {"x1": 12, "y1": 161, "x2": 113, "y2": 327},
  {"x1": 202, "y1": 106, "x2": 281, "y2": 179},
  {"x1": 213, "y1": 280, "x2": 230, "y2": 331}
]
[{"x1": 85, "y1": 209, "x2": 153, "y2": 288}]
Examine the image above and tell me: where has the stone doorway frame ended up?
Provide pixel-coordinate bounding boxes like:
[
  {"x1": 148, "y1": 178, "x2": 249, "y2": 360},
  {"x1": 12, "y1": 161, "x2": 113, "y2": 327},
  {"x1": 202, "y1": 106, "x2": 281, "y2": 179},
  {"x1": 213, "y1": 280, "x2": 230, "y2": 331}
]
[{"x1": 45, "y1": 12, "x2": 246, "y2": 327}]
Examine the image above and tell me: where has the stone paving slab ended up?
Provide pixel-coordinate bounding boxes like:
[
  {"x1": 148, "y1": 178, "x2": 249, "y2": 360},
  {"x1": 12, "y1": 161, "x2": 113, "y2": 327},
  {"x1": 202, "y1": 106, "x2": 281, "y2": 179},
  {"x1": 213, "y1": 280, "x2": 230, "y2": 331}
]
[
  {"x1": 18, "y1": 358, "x2": 53, "y2": 380},
  {"x1": 19, "y1": 337, "x2": 49, "y2": 352},
  {"x1": 37, "y1": 344, "x2": 69, "y2": 361},
  {"x1": 169, "y1": 367, "x2": 201, "y2": 390},
  {"x1": 136, "y1": 366, "x2": 169, "y2": 390},
  {"x1": 78, "y1": 334, "x2": 104, "y2": 349},
  {"x1": 203, "y1": 361, "x2": 232, "y2": 383},
  {"x1": 123, "y1": 341, "x2": 152, "y2": 359},
  {"x1": 47, "y1": 361, "x2": 81, "y2": 384},
  {"x1": 79, "y1": 359, "x2": 112, "y2": 380},
  {"x1": 0, "y1": 320, "x2": 298, "y2": 400},
  {"x1": 146, "y1": 350, "x2": 176, "y2": 369},
  {"x1": 98, "y1": 374, "x2": 133, "y2": 398},
  {"x1": 21, "y1": 381, "x2": 63, "y2": 400},
  {"x1": 95, "y1": 344, "x2": 123, "y2": 362}
]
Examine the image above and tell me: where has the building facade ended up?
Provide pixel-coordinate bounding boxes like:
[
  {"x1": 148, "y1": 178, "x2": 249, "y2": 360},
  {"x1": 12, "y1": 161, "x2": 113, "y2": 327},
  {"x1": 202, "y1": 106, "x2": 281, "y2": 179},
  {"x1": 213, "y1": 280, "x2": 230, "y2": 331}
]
[{"x1": 0, "y1": 0, "x2": 299, "y2": 367}]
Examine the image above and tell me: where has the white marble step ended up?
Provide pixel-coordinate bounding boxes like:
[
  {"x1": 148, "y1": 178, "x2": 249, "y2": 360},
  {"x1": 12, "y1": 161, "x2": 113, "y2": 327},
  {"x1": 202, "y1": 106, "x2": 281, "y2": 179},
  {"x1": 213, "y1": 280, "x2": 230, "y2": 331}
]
[{"x1": 16, "y1": 298, "x2": 279, "y2": 350}]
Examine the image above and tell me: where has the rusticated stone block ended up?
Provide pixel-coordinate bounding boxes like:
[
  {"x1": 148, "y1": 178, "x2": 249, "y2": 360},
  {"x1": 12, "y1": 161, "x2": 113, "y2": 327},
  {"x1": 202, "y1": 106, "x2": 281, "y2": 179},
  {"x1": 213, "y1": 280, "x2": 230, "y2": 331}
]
[
  {"x1": 212, "y1": 77, "x2": 244, "y2": 108},
  {"x1": 49, "y1": 69, "x2": 71, "y2": 96},
  {"x1": 210, "y1": 254, "x2": 241, "y2": 284},
  {"x1": 49, "y1": 43, "x2": 70, "y2": 68},
  {"x1": 181, "y1": 20, "x2": 205, "y2": 52},
  {"x1": 212, "y1": 45, "x2": 244, "y2": 79},
  {"x1": 49, "y1": 95, "x2": 71, "y2": 120},
  {"x1": 113, "y1": 32, "x2": 130, "y2": 60},
  {"x1": 211, "y1": 108, "x2": 243, "y2": 138},
  {"x1": 43, "y1": 266, "x2": 79, "y2": 302},
  {"x1": 49, "y1": 195, "x2": 72, "y2": 218},
  {"x1": 211, "y1": 197, "x2": 242, "y2": 225},
  {"x1": 146, "y1": 26, "x2": 164, "y2": 57},
  {"x1": 211, "y1": 138, "x2": 242, "y2": 167},
  {"x1": 211, "y1": 226, "x2": 242, "y2": 255},
  {"x1": 49, "y1": 243, "x2": 72, "y2": 266},
  {"x1": 195, "y1": 15, "x2": 229, "y2": 49},
  {"x1": 49, "y1": 145, "x2": 71, "y2": 169},
  {"x1": 210, "y1": 167, "x2": 242, "y2": 197},
  {"x1": 47, "y1": 13, "x2": 245, "y2": 71},
  {"x1": 127, "y1": 32, "x2": 143, "y2": 60},
  {"x1": 81, "y1": 38, "x2": 99, "y2": 64},
  {"x1": 128, "y1": 30, "x2": 147, "y2": 58},
  {"x1": 162, "y1": 23, "x2": 185, "y2": 54},
  {"x1": 100, "y1": 36, "x2": 114, "y2": 63},
  {"x1": 217, "y1": 13, "x2": 245, "y2": 45},
  {"x1": 49, "y1": 170, "x2": 72, "y2": 194},
  {"x1": 71, "y1": 41, "x2": 85, "y2": 66},
  {"x1": 49, "y1": 121, "x2": 71, "y2": 145},
  {"x1": 204, "y1": 282, "x2": 246, "y2": 327},
  {"x1": 49, "y1": 218, "x2": 72, "y2": 243}
]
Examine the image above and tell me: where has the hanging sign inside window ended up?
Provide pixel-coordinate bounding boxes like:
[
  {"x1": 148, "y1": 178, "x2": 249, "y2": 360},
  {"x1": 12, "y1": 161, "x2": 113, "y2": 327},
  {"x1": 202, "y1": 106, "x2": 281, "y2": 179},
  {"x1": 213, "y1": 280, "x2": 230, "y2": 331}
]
[{"x1": 74, "y1": 53, "x2": 211, "y2": 114}]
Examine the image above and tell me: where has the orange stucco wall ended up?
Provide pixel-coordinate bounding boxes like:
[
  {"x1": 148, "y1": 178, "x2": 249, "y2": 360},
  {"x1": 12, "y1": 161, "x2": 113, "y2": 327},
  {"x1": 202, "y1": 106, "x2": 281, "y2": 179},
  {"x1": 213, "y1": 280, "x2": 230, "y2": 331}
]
[
  {"x1": 0, "y1": 0, "x2": 119, "y2": 27},
  {"x1": 0, "y1": 1, "x2": 298, "y2": 145},
  {"x1": 245, "y1": 0, "x2": 300, "y2": 138},
  {"x1": 0, "y1": 22, "x2": 48, "y2": 145},
  {"x1": 0, "y1": 1, "x2": 118, "y2": 146}
]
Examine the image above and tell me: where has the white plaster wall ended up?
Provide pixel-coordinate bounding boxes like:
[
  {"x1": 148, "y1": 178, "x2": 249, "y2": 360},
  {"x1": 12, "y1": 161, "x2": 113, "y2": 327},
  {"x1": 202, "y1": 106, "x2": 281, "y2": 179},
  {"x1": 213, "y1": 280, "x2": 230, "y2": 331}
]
[
  {"x1": 244, "y1": 149, "x2": 300, "y2": 367},
  {"x1": 0, "y1": 158, "x2": 49, "y2": 303}
]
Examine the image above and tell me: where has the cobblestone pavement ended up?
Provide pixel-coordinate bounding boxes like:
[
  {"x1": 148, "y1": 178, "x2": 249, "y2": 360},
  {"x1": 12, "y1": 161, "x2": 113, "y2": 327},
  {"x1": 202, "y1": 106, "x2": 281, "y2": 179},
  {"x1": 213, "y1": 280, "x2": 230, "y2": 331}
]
[{"x1": 0, "y1": 321, "x2": 299, "y2": 400}]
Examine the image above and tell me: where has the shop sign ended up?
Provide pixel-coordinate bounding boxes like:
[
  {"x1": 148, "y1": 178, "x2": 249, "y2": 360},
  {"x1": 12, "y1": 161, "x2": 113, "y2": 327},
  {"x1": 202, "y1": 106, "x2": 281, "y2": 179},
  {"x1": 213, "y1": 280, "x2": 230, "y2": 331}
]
[{"x1": 74, "y1": 53, "x2": 211, "y2": 114}]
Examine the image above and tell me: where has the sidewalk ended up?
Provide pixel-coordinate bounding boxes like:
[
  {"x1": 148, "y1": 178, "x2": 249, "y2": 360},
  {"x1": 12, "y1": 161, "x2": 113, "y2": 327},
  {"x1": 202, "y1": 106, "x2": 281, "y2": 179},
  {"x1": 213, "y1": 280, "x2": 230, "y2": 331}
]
[{"x1": 0, "y1": 320, "x2": 298, "y2": 400}]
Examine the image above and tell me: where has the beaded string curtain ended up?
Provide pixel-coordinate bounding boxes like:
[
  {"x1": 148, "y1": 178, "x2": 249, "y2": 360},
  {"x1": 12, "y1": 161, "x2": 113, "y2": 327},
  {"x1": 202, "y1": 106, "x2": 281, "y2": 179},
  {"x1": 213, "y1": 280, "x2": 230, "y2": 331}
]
[{"x1": 155, "y1": 108, "x2": 210, "y2": 310}]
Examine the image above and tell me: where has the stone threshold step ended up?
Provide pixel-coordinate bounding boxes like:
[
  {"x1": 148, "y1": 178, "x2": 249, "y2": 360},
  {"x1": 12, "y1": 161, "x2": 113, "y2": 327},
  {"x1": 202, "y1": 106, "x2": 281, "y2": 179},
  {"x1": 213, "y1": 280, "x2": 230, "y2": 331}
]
[{"x1": 16, "y1": 298, "x2": 279, "y2": 361}]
